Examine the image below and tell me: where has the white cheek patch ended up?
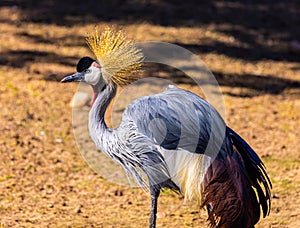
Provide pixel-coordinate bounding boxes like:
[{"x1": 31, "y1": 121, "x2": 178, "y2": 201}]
[{"x1": 85, "y1": 66, "x2": 101, "y2": 85}]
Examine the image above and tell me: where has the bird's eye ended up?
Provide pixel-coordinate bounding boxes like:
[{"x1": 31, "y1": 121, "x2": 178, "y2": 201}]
[{"x1": 85, "y1": 69, "x2": 91, "y2": 73}]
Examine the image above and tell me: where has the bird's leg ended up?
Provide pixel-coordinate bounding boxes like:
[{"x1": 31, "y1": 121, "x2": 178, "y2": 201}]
[{"x1": 149, "y1": 186, "x2": 160, "y2": 228}]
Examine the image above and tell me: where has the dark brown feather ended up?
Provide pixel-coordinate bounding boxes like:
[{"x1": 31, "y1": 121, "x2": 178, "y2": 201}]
[
  {"x1": 202, "y1": 153, "x2": 260, "y2": 228},
  {"x1": 201, "y1": 128, "x2": 271, "y2": 228}
]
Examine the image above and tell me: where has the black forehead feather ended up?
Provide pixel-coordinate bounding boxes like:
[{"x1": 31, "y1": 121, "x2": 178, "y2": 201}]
[{"x1": 76, "y1": 56, "x2": 95, "y2": 72}]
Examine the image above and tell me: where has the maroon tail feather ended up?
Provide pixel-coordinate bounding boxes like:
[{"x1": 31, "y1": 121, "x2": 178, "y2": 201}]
[{"x1": 201, "y1": 129, "x2": 271, "y2": 228}]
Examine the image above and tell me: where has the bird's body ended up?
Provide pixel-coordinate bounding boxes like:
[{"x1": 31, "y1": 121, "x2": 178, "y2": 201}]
[
  {"x1": 62, "y1": 28, "x2": 271, "y2": 228},
  {"x1": 87, "y1": 82, "x2": 271, "y2": 228},
  {"x1": 90, "y1": 84, "x2": 217, "y2": 193}
]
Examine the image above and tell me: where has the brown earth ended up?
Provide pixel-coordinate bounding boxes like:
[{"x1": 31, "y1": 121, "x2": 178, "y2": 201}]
[{"x1": 0, "y1": 1, "x2": 300, "y2": 227}]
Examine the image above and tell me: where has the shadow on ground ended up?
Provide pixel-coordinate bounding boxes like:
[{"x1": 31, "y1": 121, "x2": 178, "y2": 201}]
[
  {"x1": 1, "y1": 0, "x2": 299, "y2": 61},
  {"x1": 144, "y1": 63, "x2": 300, "y2": 97},
  {"x1": 0, "y1": 0, "x2": 299, "y2": 94}
]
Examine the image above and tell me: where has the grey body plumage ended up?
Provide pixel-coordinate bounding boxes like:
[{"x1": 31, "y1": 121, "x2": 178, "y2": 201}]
[{"x1": 89, "y1": 83, "x2": 226, "y2": 190}]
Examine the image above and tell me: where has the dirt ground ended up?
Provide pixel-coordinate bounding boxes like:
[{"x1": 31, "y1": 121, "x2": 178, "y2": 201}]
[{"x1": 0, "y1": 1, "x2": 300, "y2": 227}]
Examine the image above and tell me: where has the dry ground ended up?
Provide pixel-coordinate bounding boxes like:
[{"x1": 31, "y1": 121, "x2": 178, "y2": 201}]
[{"x1": 0, "y1": 1, "x2": 300, "y2": 227}]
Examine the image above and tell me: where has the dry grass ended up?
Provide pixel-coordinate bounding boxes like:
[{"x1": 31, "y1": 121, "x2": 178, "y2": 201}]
[{"x1": 0, "y1": 2, "x2": 300, "y2": 227}]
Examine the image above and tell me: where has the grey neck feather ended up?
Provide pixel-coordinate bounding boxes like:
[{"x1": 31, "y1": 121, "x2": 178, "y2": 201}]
[
  {"x1": 88, "y1": 82, "x2": 117, "y2": 152},
  {"x1": 88, "y1": 81, "x2": 156, "y2": 189}
]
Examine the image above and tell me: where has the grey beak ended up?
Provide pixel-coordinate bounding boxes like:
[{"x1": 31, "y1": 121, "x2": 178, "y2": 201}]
[{"x1": 61, "y1": 72, "x2": 84, "y2": 83}]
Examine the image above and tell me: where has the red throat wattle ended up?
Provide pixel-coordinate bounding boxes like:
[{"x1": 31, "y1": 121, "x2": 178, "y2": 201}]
[{"x1": 91, "y1": 91, "x2": 98, "y2": 108}]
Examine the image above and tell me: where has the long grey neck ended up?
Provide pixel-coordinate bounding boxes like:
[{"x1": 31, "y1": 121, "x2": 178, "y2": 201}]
[{"x1": 89, "y1": 82, "x2": 117, "y2": 151}]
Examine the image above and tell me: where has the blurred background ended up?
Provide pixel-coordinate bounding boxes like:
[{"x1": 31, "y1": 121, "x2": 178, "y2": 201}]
[{"x1": 0, "y1": 0, "x2": 299, "y2": 227}]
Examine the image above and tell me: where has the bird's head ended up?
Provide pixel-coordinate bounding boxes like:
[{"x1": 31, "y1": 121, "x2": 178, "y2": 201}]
[
  {"x1": 61, "y1": 56, "x2": 104, "y2": 87},
  {"x1": 61, "y1": 27, "x2": 143, "y2": 90}
]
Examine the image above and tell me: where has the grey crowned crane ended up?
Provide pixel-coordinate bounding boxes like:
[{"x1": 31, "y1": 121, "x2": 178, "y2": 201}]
[{"x1": 61, "y1": 28, "x2": 271, "y2": 228}]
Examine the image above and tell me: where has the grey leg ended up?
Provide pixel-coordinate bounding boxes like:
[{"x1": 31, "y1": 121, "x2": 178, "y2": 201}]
[{"x1": 149, "y1": 186, "x2": 160, "y2": 228}]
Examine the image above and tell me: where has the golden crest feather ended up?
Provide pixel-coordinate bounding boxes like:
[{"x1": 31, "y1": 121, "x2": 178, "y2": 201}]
[{"x1": 86, "y1": 27, "x2": 144, "y2": 86}]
